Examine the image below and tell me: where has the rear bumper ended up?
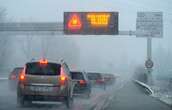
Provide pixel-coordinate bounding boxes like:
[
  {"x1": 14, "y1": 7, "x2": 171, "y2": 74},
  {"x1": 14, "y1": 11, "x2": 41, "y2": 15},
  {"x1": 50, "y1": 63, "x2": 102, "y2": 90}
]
[
  {"x1": 73, "y1": 86, "x2": 90, "y2": 94},
  {"x1": 18, "y1": 84, "x2": 68, "y2": 97},
  {"x1": 24, "y1": 95, "x2": 66, "y2": 101}
]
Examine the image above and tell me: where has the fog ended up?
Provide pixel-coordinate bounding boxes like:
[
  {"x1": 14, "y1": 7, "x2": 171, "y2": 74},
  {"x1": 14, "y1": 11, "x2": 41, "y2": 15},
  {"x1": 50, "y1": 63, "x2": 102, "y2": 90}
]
[{"x1": 0, "y1": 0, "x2": 172, "y2": 78}]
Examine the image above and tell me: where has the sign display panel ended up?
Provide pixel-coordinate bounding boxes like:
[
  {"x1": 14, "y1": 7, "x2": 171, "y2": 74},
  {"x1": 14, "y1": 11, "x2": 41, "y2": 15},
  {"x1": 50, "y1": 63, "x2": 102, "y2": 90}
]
[
  {"x1": 136, "y1": 12, "x2": 163, "y2": 38},
  {"x1": 64, "y1": 12, "x2": 118, "y2": 35}
]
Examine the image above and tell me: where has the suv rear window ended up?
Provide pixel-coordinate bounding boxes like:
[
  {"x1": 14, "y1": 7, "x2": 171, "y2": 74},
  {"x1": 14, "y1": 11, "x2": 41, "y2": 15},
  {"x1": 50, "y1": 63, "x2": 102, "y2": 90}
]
[
  {"x1": 26, "y1": 62, "x2": 61, "y2": 75},
  {"x1": 71, "y1": 72, "x2": 84, "y2": 80}
]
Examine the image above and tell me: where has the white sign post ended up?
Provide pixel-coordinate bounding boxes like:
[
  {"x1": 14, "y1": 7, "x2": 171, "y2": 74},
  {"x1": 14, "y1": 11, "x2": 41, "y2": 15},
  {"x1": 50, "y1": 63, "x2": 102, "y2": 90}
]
[{"x1": 136, "y1": 12, "x2": 163, "y2": 85}]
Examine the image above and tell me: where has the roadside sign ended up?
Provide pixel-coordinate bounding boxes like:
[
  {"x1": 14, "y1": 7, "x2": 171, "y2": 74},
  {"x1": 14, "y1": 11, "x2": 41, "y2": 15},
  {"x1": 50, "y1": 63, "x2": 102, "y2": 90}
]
[
  {"x1": 136, "y1": 12, "x2": 163, "y2": 38},
  {"x1": 64, "y1": 12, "x2": 118, "y2": 35},
  {"x1": 145, "y1": 59, "x2": 154, "y2": 68}
]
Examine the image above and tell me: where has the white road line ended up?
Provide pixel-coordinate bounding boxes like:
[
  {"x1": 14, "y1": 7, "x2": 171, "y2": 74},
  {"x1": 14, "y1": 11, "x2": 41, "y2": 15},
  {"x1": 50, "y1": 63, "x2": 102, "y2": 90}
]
[{"x1": 0, "y1": 77, "x2": 8, "y2": 80}]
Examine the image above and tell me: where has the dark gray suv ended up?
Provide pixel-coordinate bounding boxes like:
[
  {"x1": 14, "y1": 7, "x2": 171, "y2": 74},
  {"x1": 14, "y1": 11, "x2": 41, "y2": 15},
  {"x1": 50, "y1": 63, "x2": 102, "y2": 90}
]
[{"x1": 17, "y1": 59, "x2": 74, "y2": 108}]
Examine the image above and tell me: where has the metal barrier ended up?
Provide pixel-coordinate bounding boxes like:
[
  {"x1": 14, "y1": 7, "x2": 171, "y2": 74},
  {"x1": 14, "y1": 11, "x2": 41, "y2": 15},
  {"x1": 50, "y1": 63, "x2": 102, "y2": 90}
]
[{"x1": 134, "y1": 80, "x2": 154, "y2": 95}]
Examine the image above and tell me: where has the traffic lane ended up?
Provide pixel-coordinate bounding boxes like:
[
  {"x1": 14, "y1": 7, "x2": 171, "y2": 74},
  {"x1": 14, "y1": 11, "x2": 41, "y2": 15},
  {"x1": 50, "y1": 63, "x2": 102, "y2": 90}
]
[
  {"x1": 0, "y1": 78, "x2": 123, "y2": 110},
  {"x1": 0, "y1": 80, "x2": 62, "y2": 110},
  {"x1": 0, "y1": 80, "x2": 20, "y2": 110},
  {"x1": 104, "y1": 81, "x2": 171, "y2": 110},
  {"x1": 70, "y1": 77, "x2": 130, "y2": 110},
  {"x1": 0, "y1": 81, "x2": 107, "y2": 110}
]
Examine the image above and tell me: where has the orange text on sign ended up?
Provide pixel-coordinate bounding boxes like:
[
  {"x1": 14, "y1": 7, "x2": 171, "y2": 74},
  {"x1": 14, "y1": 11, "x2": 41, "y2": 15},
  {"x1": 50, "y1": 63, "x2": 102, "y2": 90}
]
[{"x1": 87, "y1": 13, "x2": 110, "y2": 27}]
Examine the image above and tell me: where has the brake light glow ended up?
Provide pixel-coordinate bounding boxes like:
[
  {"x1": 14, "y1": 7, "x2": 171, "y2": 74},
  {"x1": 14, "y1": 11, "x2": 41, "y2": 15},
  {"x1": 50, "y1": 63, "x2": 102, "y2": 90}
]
[
  {"x1": 59, "y1": 67, "x2": 67, "y2": 85},
  {"x1": 96, "y1": 79, "x2": 104, "y2": 83},
  {"x1": 39, "y1": 58, "x2": 48, "y2": 64},
  {"x1": 19, "y1": 73, "x2": 25, "y2": 81},
  {"x1": 79, "y1": 80, "x2": 86, "y2": 85},
  {"x1": 59, "y1": 75, "x2": 67, "y2": 85},
  {"x1": 10, "y1": 74, "x2": 16, "y2": 80},
  {"x1": 60, "y1": 76, "x2": 66, "y2": 81}
]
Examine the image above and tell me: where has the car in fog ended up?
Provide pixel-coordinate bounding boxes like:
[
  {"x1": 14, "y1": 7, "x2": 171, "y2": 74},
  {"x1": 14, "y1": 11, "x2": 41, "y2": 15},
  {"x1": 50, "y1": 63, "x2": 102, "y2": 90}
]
[
  {"x1": 8, "y1": 67, "x2": 23, "y2": 91},
  {"x1": 17, "y1": 59, "x2": 74, "y2": 108},
  {"x1": 87, "y1": 72, "x2": 106, "y2": 90},
  {"x1": 103, "y1": 73, "x2": 116, "y2": 85},
  {"x1": 71, "y1": 71, "x2": 91, "y2": 98}
]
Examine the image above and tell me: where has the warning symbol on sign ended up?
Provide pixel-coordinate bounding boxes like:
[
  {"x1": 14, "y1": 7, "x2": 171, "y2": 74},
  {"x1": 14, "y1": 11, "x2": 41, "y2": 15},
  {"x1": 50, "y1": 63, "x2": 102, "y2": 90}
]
[{"x1": 67, "y1": 14, "x2": 82, "y2": 30}]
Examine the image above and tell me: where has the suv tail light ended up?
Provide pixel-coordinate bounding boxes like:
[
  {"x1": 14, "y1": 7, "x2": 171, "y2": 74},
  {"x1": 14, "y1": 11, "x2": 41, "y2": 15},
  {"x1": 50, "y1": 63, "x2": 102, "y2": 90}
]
[
  {"x1": 60, "y1": 75, "x2": 66, "y2": 81},
  {"x1": 39, "y1": 58, "x2": 48, "y2": 64},
  {"x1": 79, "y1": 80, "x2": 86, "y2": 85},
  {"x1": 19, "y1": 68, "x2": 25, "y2": 81},
  {"x1": 59, "y1": 75, "x2": 67, "y2": 85},
  {"x1": 96, "y1": 79, "x2": 104, "y2": 83},
  {"x1": 59, "y1": 67, "x2": 67, "y2": 85},
  {"x1": 19, "y1": 73, "x2": 25, "y2": 81},
  {"x1": 10, "y1": 74, "x2": 16, "y2": 80}
]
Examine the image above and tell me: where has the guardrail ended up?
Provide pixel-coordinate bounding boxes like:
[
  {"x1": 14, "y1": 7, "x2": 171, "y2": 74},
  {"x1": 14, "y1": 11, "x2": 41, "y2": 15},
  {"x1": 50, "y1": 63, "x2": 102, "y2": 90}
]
[{"x1": 134, "y1": 80, "x2": 154, "y2": 95}]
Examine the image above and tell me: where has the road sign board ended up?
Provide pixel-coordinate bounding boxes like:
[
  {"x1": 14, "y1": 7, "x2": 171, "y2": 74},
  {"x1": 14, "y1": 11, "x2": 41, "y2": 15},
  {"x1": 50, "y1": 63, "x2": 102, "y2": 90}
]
[
  {"x1": 136, "y1": 12, "x2": 163, "y2": 38},
  {"x1": 64, "y1": 12, "x2": 118, "y2": 35},
  {"x1": 145, "y1": 59, "x2": 154, "y2": 68}
]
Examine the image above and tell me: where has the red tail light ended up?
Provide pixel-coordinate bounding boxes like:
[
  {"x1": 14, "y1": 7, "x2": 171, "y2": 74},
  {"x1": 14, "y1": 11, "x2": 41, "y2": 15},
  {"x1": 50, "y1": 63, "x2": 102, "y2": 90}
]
[
  {"x1": 18, "y1": 66, "x2": 26, "y2": 81},
  {"x1": 60, "y1": 75, "x2": 66, "y2": 81},
  {"x1": 19, "y1": 73, "x2": 25, "y2": 81},
  {"x1": 59, "y1": 75, "x2": 67, "y2": 85},
  {"x1": 96, "y1": 79, "x2": 104, "y2": 83},
  {"x1": 39, "y1": 58, "x2": 48, "y2": 65},
  {"x1": 59, "y1": 67, "x2": 67, "y2": 85},
  {"x1": 79, "y1": 80, "x2": 86, "y2": 85},
  {"x1": 10, "y1": 74, "x2": 16, "y2": 80}
]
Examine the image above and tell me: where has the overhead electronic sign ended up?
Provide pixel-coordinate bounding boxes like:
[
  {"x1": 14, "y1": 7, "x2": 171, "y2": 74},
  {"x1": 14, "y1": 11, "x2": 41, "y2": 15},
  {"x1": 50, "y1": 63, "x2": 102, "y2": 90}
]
[{"x1": 64, "y1": 12, "x2": 118, "y2": 35}]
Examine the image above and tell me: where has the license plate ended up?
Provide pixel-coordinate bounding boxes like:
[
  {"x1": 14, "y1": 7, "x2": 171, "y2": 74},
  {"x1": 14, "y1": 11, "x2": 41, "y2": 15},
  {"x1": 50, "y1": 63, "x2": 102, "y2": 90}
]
[{"x1": 30, "y1": 86, "x2": 53, "y2": 92}]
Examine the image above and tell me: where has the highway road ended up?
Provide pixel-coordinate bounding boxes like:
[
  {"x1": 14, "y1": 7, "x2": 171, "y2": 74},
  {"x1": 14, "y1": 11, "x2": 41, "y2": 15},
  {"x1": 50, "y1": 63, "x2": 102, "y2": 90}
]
[
  {"x1": 103, "y1": 81, "x2": 172, "y2": 110},
  {"x1": 0, "y1": 76, "x2": 171, "y2": 110},
  {"x1": 0, "y1": 76, "x2": 122, "y2": 110}
]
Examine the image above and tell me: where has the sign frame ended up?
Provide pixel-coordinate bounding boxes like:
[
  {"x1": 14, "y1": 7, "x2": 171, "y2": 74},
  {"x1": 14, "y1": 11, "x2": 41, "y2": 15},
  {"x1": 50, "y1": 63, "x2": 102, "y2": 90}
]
[{"x1": 64, "y1": 12, "x2": 119, "y2": 35}]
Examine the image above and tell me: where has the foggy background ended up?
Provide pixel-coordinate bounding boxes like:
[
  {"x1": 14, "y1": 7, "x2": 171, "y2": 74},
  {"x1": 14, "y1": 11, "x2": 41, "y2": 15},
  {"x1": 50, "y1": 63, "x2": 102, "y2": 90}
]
[{"x1": 0, "y1": 0, "x2": 172, "y2": 78}]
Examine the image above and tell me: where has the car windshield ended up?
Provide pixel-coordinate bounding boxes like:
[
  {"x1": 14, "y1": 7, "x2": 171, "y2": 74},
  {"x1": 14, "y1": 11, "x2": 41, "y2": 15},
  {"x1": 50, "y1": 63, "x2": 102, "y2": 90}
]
[
  {"x1": 0, "y1": 0, "x2": 172, "y2": 110},
  {"x1": 71, "y1": 72, "x2": 84, "y2": 80},
  {"x1": 26, "y1": 62, "x2": 61, "y2": 75}
]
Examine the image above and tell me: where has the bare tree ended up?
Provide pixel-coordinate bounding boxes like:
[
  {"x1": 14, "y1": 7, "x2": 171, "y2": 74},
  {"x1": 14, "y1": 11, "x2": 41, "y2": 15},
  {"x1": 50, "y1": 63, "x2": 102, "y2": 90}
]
[
  {"x1": 16, "y1": 35, "x2": 80, "y2": 68},
  {"x1": 0, "y1": 8, "x2": 10, "y2": 72},
  {"x1": 43, "y1": 36, "x2": 80, "y2": 67},
  {"x1": 0, "y1": 8, "x2": 6, "y2": 22}
]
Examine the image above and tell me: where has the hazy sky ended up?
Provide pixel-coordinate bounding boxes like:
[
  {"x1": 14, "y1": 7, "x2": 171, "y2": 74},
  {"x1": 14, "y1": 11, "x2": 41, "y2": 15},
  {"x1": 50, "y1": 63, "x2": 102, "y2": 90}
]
[{"x1": 0, "y1": 0, "x2": 172, "y2": 72}]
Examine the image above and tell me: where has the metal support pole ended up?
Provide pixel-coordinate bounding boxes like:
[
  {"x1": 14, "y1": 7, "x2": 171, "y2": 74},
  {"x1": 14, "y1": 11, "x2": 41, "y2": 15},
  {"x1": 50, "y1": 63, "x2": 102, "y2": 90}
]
[
  {"x1": 147, "y1": 37, "x2": 152, "y2": 60},
  {"x1": 147, "y1": 37, "x2": 153, "y2": 85}
]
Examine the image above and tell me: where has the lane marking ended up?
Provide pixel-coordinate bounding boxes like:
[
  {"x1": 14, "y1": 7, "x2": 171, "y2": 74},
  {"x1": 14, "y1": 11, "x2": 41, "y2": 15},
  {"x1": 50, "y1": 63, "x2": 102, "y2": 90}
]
[
  {"x1": 93, "y1": 78, "x2": 127, "y2": 110},
  {"x1": 0, "y1": 77, "x2": 8, "y2": 80}
]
